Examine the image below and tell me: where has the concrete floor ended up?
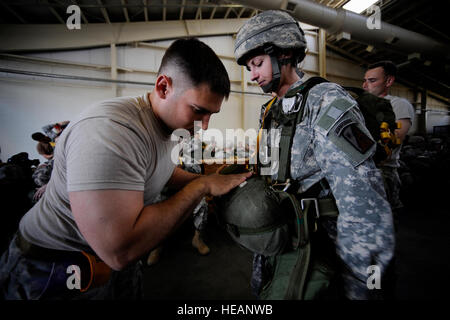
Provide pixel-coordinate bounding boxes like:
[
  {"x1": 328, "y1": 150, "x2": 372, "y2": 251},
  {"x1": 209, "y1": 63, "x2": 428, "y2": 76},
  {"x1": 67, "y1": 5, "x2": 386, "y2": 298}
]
[
  {"x1": 143, "y1": 215, "x2": 255, "y2": 300},
  {"x1": 142, "y1": 186, "x2": 450, "y2": 300},
  {"x1": 393, "y1": 205, "x2": 450, "y2": 299}
]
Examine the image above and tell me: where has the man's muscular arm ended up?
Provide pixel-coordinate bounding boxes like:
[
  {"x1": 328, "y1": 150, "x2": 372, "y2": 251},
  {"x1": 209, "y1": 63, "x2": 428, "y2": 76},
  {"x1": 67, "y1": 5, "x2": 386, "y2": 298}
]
[
  {"x1": 69, "y1": 171, "x2": 251, "y2": 270},
  {"x1": 166, "y1": 166, "x2": 201, "y2": 190}
]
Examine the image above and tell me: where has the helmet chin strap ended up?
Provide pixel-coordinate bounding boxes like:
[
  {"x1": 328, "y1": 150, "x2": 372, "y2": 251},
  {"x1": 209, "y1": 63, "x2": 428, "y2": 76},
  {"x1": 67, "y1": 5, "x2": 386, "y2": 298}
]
[
  {"x1": 261, "y1": 46, "x2": 303, "y2": 94},
  {"x1": 261, "y1": 46, "x2": 281, "y2": 94}
]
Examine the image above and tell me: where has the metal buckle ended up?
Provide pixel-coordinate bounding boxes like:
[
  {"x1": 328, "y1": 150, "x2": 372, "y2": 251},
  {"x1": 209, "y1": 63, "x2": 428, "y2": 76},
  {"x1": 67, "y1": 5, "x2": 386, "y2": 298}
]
[
  {"x1": 271, "y1": 179, "x2": 291, "y2": 192},
  {"x1": 300, "y1": 198, "x2": 320, "y2": 219}
]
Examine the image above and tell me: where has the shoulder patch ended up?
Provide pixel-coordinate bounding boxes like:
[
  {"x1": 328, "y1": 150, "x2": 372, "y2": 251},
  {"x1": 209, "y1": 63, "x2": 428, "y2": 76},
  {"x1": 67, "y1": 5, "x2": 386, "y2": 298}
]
[
  {"x1": 317, "y1": 98, "x2": 354, "y2": 134},
  {"x1": 316, "y1": 98, "x2": 376, "y2": 167},
  {"x1": 341, "y1": 123, "x2": 374, "y2": 154}
]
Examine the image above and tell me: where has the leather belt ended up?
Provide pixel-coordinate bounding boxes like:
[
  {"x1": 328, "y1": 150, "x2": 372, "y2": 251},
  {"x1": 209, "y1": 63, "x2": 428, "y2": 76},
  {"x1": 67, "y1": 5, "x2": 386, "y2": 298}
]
[{"x1": 15, "y1": 231, "x2": 84, "y2": 261}]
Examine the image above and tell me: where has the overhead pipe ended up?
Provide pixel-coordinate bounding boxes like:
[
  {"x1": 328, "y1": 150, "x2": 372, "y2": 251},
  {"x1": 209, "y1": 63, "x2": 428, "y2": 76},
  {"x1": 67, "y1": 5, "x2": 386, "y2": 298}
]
[
  {"x1": 231, "y1": 0, "x2": 450, "y2": 60},
  {"x1": 0, "y1": 67, "x2": 269, "y2": 96}
]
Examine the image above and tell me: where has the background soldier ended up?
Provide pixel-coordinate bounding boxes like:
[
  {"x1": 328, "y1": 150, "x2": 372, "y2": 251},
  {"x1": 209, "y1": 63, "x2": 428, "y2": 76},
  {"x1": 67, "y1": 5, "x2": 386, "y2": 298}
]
[
  {"x1": 180, "y1": 135, "x2": 211, "y2": 255},
  {"x1": 146, "y1": 135, "x2": 210, "y2": 266},
  {"x1": 363, "y1": 61, "x2": 415, "y2": 216}
]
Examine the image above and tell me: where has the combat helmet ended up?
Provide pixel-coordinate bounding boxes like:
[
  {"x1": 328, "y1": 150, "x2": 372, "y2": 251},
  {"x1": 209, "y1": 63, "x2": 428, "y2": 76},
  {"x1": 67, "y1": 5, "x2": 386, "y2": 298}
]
[{"x1": 234, "y1": 10, "x2": 307, "y2": 93}]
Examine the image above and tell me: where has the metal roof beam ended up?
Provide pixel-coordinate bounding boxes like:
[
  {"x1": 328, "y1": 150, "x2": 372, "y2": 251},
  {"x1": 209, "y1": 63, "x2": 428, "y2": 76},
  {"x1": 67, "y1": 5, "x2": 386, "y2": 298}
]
[
  {"x1": 72, "y1": 0, "x2": 89, "y2": 24},
  {"x1": 45, "y1": 1, "x2": 65, "y2": 25},
  {"x1": 195, "y1": 0, "x2": 203, "y2": 20},
  {"x1": 0, "y1": 19, "x2": 248, "y2": 52},
  {"x1": 121, "y1": 0, "x2": 130, "y2": 23},
  {"x1": 0, "y1": 2, "x2": 27, "y2": 24},
  {"x1": 237, "y1": 7, "x2": 246, "y2": 18},
  {"x1": 180, "y1": 0, "x2": 186, "y2": 20},
  {"x1": 143, "y1": 0, "x2": 148, "y2": 21},
  {"x1": 224, "y1": 7, "x2": 232, "y2": 19},
  {"x1": 210, "y1": 6, "x2": 217, "y2": 19},
  {"x1": 97, "y1": 0, "x2": 111, "y2": 24},
  {"x1": 163, "y1": 0, "x2": 167, "y2": 21}
]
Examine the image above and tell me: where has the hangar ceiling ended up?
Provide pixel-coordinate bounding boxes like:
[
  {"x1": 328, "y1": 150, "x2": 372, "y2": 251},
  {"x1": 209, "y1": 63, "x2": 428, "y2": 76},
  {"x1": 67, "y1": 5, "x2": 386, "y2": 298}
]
[{"x1": 0, "y1": 0, "x2": 448, "y2": 104}]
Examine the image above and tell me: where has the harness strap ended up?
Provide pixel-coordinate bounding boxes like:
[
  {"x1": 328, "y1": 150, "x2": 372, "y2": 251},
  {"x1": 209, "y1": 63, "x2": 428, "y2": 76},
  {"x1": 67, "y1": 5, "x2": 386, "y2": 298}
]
[
  {"x1": 275, "y1": 191, "x2": 338, "y2": 246},
  {"x1": 277, "y1": 125, "x2": 297, "y2": 183},
  {"x1": 302, "y1": 197, "x2": 339, "y2": 218},
  {"x1": 277, "y1": 192, "x2": 337, "y2": 299},
  {"x1": 286, "y1": 241, "x2": 311, "y2": 299},
  {"x1": 256, "y1": 96, "x2": 277, "y2": 173},
  {"x1": 259, "y1": 192, "x2": 312, "y2": 300},
  {"x1": 272, "y1": 77, "x2": 329, "y2": 183}
]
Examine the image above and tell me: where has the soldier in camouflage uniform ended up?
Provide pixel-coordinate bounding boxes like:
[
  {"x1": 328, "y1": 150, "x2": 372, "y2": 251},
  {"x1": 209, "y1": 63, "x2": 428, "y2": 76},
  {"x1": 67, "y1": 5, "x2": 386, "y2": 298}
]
[
  {"x1": 234, "y1": 10, "x2": 395, "y2": 299},
  {"x1": 146, "y1": 135, "x2": 210, "y2": 265},
  {"x1": 180, "y1": 135, "x2": 210, "y2": 247},
  {"x1": 31, "y1": 141, "x2": 55, "y2": 202}
]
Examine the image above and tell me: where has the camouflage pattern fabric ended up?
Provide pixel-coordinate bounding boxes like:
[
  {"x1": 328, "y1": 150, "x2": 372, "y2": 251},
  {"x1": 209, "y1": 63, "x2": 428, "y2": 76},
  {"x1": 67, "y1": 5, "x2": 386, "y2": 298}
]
[
  {"x1": 32, "y1": 160, "x2": 54, "y2": 187},
  {"x1": 175, "y1": 136, "x2": 209, "y2": 231},
  {"x1": 42, "y1": 124, "x2": 62, "y2": 142},
  {"x1": 0, "y1": 234, "x2": 143, "y2": 300},
  {"x1": 181, "y1": 137, "x2": 208, "y2": 231},
  {"x1": 250, "y1": 254, "x2": 272, "y2": 298},
  {"x1": 191, "y1": 198, "x2": 208, "y2": 231},
  {"x1": 254, "y1": 79, "x2": 395, "y2": 300},
  {"x1": 379, "y1": 166, "x2": 403, "y2": 210}
]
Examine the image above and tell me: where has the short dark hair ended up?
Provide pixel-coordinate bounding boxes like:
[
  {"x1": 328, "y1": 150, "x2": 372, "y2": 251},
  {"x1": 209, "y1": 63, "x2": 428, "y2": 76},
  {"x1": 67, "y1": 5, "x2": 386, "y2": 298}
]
[
  {"x1": 367, "y1": 60, "x2": 397, "y2": 78},
  {"x1": 32, "y1": 132, "x2": 51, "y2": 143},
  {"x1": 36, "y1": 141, "x2": 53, "y2": 156},
  {"x1": 158, "y1": 38, "x2": 230, "y2": 99}
]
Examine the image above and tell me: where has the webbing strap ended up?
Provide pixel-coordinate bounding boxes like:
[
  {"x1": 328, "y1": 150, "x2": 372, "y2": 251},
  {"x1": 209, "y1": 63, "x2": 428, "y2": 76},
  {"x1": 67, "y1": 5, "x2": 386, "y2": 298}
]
[
  {"x1": 276, "y1": 191, "x2": 309, "y2": 249},
  {"x1": 257, "y1": 97, "x2": 277, "y2": 173},
  {"x1": 262, "y1": 191, "x2": 311, "y2": 300},
  {"x1": 286, "y1": 241, "x2": 311, "y2": 299},
  {"x1": 316, "y1": 198, "x2": 339, "y2": 217},
  {"x1": 300, "y1": 198, "x2": 339, "y2": 218},
  {"x1": 226, "y1": 219, "x2": 286, "y2": 237},
  {"x1": 277, "y1": 191, "x2": 339, "y2": 239},
  {"x1": 259, "y1": 243, "x2": 310, "y2": 300},
  {"x1": 277, "y1": 125, "x2": 296, "y2": 183},
  {"x1": 273, "y1": 77, "x2": 329, "y2": 183},
  {"x1": 257, "y1": 191, "x2": 338, "y2": 300}
]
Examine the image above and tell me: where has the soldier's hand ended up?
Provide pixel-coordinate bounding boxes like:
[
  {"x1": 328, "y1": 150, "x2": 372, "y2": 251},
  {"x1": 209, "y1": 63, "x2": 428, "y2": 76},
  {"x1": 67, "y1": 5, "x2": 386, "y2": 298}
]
[
  {"x1": 200, "y1": 171, "x2": 252, "y2": 197},
  {"x1": 33, "y1": 184, "x2": 47, "y2": 201}
]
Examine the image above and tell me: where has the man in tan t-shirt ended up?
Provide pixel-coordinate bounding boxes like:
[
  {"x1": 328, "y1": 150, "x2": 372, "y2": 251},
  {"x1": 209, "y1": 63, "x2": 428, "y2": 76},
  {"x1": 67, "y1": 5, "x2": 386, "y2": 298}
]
[
  {"x1": 0, "y1": 38, "x2": 251, "y2": 300},
  {"x1": 363, "y1": 60, "x2": 415, "y2": 213}
]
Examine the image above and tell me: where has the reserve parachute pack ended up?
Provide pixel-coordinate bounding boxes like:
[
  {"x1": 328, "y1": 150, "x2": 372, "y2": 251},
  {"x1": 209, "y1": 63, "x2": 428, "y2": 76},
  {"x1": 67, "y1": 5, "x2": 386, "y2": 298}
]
[
  {"x1": 216, "y1": 77, "x2": 398, "y2": 299},
  {"x1": 217, "y1": 165, "x2": 340, "y2": 299}
]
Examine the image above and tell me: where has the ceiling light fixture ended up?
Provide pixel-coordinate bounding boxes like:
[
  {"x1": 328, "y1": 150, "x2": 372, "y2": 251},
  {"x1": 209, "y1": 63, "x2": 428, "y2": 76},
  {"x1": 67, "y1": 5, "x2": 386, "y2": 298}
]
[{"x1": 343, "y1": 0, "x2": 379, "y2": 14}]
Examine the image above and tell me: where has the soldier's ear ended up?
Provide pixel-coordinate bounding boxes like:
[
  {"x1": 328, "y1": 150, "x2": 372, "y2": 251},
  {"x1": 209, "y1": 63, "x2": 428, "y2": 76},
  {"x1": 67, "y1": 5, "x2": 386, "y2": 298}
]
[
  {"x1": 155, "y1": 74, "x2": 174, "y2": 100},
  {"x1": 279, "y1": 48, "x2": 294, "y2": 59},
  {"x1": 385, "y1": 75, "x2": 395, "y2": 88}
]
